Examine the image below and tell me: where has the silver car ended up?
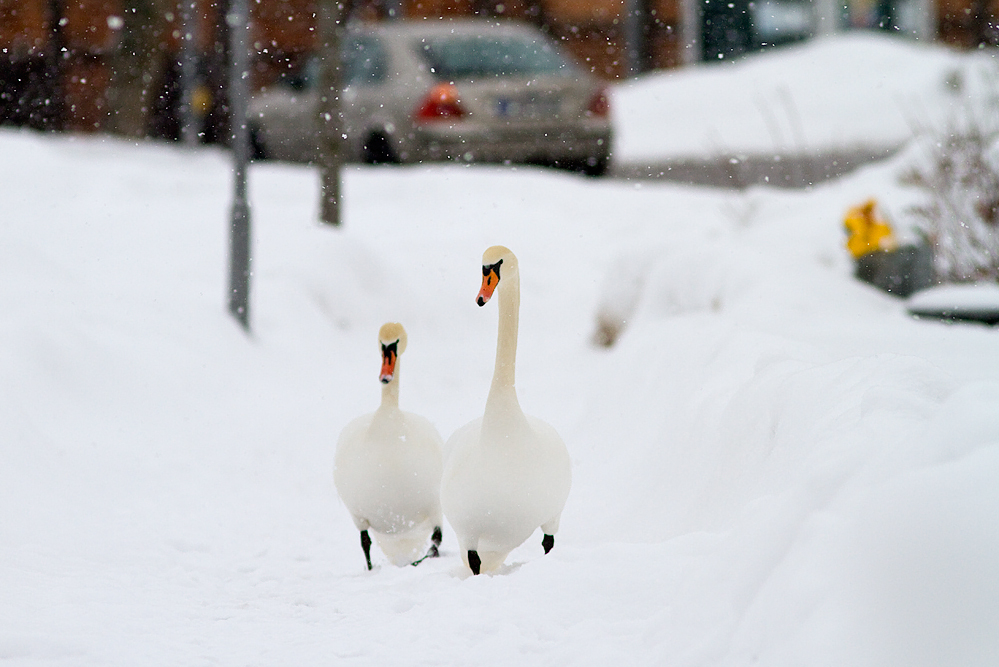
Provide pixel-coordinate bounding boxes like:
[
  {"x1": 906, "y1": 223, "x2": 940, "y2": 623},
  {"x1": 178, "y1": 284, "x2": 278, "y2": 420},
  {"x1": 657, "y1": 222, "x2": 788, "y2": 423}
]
[{"x1": 249, "y1": 18, "x2": 612, "y2": 176}]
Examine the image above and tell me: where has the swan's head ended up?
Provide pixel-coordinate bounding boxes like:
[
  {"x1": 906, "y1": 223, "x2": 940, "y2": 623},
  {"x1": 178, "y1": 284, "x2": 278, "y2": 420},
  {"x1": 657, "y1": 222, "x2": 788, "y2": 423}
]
[
  {"x1": 377, "y1": 322, "x2": 407, "y2": 384},
  {"x1": 477, "y1": 245, "x2": 518, "y2": 307}
]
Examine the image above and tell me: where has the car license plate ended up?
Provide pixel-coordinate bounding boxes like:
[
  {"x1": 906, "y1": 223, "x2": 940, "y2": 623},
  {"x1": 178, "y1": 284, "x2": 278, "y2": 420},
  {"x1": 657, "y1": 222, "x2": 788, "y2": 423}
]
[{"x1": 496, "y1": 94, "x2": 561, "y2": 119}]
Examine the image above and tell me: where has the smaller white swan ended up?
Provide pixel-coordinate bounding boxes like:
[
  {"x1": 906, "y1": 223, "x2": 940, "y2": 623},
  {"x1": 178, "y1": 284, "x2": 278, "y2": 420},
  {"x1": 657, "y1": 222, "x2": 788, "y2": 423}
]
[
  {"x1": 334, "y1": 323, "x2": 444, "y2": 570},
  {"x1": 441, "y1": 246, "x2": 572, "y2": 575}
]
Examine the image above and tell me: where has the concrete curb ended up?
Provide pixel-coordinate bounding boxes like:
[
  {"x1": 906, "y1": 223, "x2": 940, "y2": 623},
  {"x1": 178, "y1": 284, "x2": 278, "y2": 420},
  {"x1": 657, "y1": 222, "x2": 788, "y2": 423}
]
[{"x1": 612, "y1": 144, "x2": 902, "y2": 189}]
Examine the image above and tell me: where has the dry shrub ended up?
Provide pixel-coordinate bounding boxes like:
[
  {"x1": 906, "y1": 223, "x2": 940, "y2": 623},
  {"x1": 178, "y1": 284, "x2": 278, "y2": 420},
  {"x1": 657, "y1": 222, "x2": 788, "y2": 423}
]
[{"x1": 901, "y1": 66, "x2": 999, "y2": 283}]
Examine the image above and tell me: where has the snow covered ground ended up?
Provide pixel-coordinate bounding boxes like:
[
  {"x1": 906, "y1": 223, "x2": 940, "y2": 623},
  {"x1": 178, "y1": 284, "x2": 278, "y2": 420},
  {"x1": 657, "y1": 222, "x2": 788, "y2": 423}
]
[{"x1": 2, "y1": 33, "x2": 998, "y2": 666}]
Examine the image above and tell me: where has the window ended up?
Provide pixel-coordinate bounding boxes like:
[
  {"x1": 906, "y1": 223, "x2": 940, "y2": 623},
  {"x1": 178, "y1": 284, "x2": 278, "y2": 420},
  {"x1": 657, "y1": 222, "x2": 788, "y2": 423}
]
[
  {"x1": 290, "y1": 36, "x2": 386, "y2": 90},
  {"x1": 416, "y1": 35, "x2": 574, "y2": 80},
  {"x1": 343, "y1": 35, "x2": 388, "y2": 85}
]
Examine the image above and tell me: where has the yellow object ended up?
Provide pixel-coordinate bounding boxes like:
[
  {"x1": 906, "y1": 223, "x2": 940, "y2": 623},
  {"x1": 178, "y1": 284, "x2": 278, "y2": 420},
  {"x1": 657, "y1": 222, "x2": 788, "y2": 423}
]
[
  {"x1": 844, "y1": 199, "x2": 897, "y2": 259},
  {"x1": 191, "y1": 85, "x2": 213, "y2": 117}
]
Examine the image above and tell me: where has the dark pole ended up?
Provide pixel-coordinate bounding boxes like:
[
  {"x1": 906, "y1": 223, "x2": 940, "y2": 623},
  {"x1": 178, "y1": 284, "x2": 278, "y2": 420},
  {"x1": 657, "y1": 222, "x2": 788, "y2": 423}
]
[
  {"x1": 45, "y1": 0, "x2": 66, "y2": 130},
  {"x1": 180, "y1": 0, "x2": 202, "y2": 145},
  {"x1": 623, "y1": 0, "x2": 643, "y2": 77},
  {"x1": 384, "y1": 0, "x2": 403, "y2": 19},
  {"x1": 971, "y1": 0, "x2": 992, "y2": 45},
  {"x1": 317, "y1": 0, "x2": 345, "y2": 226},
  {"x1": 227, "y1": 0, "x2": 252, "y2": 329}
]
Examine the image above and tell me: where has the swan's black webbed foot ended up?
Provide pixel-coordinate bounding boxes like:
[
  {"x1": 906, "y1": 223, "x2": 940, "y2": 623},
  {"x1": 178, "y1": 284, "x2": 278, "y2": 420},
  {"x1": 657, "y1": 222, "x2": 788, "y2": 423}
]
[
  {"x1": 542, "y1": 534, "x2": 554, "y2": 554},
  {"x1": 361, "y1": 530, "x2": 373, "y2": 571},
  {"x1": 411, "y1": 528, "x2": 444, "y2": 566},
  {"x1": 410, "y1": 551, "x2": 434, "y2": 566},
  {"x1": 467, "y1": 549, "x2": 482, "y2": 575}
]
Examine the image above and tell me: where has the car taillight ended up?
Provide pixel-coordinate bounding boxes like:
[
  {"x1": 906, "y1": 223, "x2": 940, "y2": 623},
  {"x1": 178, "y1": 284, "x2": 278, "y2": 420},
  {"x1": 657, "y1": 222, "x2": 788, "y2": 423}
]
[
  {"x1": 415, "y1": 83, "x2": 465, "y2": 122},
  {"x1": 586, "y1": 88, "x2": 609, "y2": 118}
]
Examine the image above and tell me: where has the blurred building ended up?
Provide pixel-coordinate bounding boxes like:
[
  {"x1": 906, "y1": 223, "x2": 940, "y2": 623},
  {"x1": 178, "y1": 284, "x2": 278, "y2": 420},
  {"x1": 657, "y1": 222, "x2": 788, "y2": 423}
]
[
  {"x1": 0, "y1": 0, "x2": 121, "y2": 130},
  {"x1": 1, "y1": 0, "x2": 996, "y2": 136}
]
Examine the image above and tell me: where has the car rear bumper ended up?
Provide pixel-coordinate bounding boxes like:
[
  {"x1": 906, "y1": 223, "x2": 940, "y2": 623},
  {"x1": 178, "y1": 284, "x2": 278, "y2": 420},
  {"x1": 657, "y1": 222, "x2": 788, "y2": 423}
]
[{"x1": 413, "y1": 122, "x2": 611, "y2": 165}]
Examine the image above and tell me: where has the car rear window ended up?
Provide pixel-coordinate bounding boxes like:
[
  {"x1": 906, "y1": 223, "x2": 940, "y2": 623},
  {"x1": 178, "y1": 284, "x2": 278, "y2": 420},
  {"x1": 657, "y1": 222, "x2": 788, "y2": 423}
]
[
  {"x1": 415, "y1": 35, "x2": 574, "y2": 79},
  {"x1": 289, "y1": 35, "x2": 386, "y2": 90},
  {"x1": 344, "y1": 35, "x2": 388, "y2": 85}
]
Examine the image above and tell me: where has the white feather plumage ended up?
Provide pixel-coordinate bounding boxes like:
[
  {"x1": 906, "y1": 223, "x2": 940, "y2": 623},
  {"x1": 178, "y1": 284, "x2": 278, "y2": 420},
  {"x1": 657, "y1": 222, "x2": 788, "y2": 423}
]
[
  {"x1": 442, "y1": 247, "x2": 572, "y2": 574},
  {"x1": 334, "y1": 323, "x2": 444, "y2": 567}
]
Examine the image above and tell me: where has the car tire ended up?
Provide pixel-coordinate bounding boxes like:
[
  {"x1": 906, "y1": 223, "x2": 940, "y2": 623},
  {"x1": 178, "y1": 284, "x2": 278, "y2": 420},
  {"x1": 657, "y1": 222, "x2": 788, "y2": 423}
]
[
  {"x1": 581, "y1": 156, "x2": 608, "y2": 178},
  {"x1": 249, "y1": 126, "x2": 267, "y2": 161},
  {"x1": 362, "y1": 132, "x2": 398, "y2": 164}
]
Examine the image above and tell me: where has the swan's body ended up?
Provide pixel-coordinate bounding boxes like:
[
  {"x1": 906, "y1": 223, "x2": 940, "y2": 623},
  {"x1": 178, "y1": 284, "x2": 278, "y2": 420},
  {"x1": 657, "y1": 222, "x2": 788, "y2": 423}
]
[
  {"x1": 441, "y1": 247, "x2": 572, "y2": 574},
  {"x1": 334, "y1": 323, "x2": 444, "y2": 569}
]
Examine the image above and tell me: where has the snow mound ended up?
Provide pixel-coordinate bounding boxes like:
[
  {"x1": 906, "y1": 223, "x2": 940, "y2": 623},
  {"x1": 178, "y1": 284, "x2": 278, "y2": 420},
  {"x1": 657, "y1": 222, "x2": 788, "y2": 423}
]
[{"x1": 612, "y1": 32, "x2": 993, "y2": 161}]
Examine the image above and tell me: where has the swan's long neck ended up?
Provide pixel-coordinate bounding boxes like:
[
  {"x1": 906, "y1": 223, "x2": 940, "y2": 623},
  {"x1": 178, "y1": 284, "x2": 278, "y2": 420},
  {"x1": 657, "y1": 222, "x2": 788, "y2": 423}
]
[
  {"x1": 370, "y1": 363, "x2": 403, "y2": 439},
  {"x1": 484, "y1": 271, "x2": 528, "y2": 432},
  {"x1": 493, "y1": 270, "x2": 519, "y2": 390}
]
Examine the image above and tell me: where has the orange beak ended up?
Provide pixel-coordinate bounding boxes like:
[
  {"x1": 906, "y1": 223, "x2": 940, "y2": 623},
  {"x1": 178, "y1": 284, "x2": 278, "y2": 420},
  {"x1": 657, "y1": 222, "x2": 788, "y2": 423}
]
[
  {"x1": 477, "y1": 268, "x2": 499, "y2": 306},
  {"x1": 379, "y1": 345, "x2": 397, "y2": 384}
]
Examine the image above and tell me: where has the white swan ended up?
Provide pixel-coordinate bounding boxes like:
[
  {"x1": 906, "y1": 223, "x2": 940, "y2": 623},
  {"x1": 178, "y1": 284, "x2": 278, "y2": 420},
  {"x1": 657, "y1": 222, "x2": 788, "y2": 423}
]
[
  {"x1": 334, "y1": 323, "x2": 444, "y2": 570},
  {"x1": 441, "y1": 246, "x2": 572, "y2": 575}
]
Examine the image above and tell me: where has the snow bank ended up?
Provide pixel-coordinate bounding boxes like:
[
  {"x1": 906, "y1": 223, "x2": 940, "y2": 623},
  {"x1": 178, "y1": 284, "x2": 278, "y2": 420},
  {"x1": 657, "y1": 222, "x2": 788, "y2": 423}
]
[{"x1": 612, "y1": 32, "x2": 997, "y2": 161}]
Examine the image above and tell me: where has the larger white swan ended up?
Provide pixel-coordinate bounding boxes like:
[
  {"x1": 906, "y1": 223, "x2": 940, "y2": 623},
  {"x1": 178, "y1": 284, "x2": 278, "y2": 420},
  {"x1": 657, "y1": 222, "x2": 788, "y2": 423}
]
[
  {"x1": 334, "y1": 323, "x2": 444, "y2": 570},
  {"x1": 441, "y1": 246, "x2": 572, "y2": 575}
]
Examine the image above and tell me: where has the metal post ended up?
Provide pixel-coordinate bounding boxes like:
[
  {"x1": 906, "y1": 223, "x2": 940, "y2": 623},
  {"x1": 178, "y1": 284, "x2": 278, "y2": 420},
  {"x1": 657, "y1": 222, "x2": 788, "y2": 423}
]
[
  {"x1": 384, "y1": 0, "x2": 403, "y2": 18},
  {"x1": 912, "y1": 0, "x2": 937, "y2": 39},
  {"x1": 227, "y1": 0, "x2": 252, "y2": 329},
  {"x1": 317, "y1": 0, "x2": 344, "y2": 227},
  {"x1": 623, "y1": 0, "x2": 643, "y2": 77},
  {"x1": 45, "y1": 0, "x2": 66, "y2": 130},
  {"x1": 681, "y1": 0, "x2": 700, "y2": 65},
  {"x1": 180, "y1": 0, "x2": 201, "y2": 145},
  {"x1": 814, "y1": 0, "x2": 841, "y2": 36}
]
